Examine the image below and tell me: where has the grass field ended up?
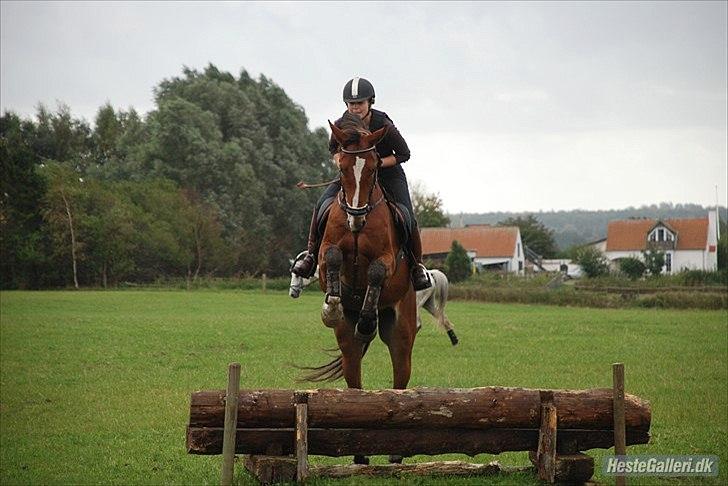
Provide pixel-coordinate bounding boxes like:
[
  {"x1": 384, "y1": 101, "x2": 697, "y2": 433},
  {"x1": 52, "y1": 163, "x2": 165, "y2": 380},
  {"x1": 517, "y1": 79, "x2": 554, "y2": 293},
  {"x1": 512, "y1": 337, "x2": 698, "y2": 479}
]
[{"x1": 1, "y1": 290, "x2": 726, "y2": 485}]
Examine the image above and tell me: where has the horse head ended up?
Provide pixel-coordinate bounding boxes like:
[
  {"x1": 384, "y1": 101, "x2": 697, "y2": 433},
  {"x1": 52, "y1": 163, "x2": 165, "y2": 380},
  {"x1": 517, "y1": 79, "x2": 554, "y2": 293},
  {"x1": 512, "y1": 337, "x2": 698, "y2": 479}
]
[{"x1": 329, "y1": 115, "x2": 387, "y2": 233}]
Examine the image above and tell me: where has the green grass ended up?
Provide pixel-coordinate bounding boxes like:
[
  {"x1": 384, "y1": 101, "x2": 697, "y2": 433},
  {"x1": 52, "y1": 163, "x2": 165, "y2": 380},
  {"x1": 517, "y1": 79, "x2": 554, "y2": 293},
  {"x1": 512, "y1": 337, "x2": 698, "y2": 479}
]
[{"x1": 1, "y1": 290, "x2": 726, "y2": 485}]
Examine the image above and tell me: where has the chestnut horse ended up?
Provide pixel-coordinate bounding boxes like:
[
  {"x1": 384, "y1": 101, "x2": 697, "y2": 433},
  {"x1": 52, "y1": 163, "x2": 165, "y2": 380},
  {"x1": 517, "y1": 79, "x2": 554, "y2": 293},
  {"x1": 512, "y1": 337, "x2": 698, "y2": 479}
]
[{"x1": 302, "y1": 113, "x2": 417, "y2": 393}]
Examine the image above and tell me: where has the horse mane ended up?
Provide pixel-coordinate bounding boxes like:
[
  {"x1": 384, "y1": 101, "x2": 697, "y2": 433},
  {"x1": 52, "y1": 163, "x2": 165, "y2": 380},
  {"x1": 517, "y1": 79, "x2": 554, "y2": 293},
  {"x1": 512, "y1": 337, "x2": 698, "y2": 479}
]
[{"x1": 338, "y1": 112, "x2": 368, "y2": 147}]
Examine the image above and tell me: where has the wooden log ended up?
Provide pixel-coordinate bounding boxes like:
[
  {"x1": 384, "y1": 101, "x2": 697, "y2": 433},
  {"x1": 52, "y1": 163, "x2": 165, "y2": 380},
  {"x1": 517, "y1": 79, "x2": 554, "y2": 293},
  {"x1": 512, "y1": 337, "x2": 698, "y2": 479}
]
[
  {"x1": 220, "y1": 363, "x2": 240, "y2": 486},
  {"x1": 243, "y1": 455, "x2": 296, "y2": 485},
  {"x1": 187, "y1": 427, "x2": 651, "y2": 456},
  {"x1": 530, "y1": 451, "x2": 594, "y2": 484},
  {"x1": 241, "y1": 459, "x2": 532, "y2": 483},
  {"x1": 614, "y1": 363, "x2": 627, "y2": 486},
  {"x1": 294, "y1": 392, "x2": 308, "y2": 483},
  {"x1": 536, "y1": 393, "x2": 557, "y2": 483},
  {"x1": 189, "y1": 387, "x2": 651, "y2": 431},
  {"x1": 312, "y1": 461, "x2": 516, "y2": 479}
]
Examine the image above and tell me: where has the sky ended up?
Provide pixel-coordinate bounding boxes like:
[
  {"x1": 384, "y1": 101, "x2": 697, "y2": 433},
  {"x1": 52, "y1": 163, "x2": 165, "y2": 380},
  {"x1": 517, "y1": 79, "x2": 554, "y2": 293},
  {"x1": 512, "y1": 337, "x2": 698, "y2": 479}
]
[{"x1": 2, "y1": 1, "x2": 726, "y2": 214}]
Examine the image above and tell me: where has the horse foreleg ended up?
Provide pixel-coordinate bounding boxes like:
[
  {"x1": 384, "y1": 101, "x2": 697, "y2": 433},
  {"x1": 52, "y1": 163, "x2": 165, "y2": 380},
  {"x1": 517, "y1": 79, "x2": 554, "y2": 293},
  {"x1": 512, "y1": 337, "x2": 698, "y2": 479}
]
[
  {"x1": 333, "y1": 319, "x2": 369, "y2": 465},
  {"x1": 321, "y1": 246, "x2": 344, "y2": 328},
  {"x1": 354, "y1": 259, "x2": 386, "y2": 343},
  {"x1": 388, "y1": 290, "x2": 417, "y2": 389}
]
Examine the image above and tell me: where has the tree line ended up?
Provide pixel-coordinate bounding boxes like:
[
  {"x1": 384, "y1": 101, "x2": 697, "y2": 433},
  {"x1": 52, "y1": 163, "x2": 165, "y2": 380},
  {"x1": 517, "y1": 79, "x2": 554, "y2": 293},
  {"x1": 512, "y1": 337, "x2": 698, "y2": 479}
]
[{"x1": 1, "y1": 65, "x2": 335, "y2": 289}]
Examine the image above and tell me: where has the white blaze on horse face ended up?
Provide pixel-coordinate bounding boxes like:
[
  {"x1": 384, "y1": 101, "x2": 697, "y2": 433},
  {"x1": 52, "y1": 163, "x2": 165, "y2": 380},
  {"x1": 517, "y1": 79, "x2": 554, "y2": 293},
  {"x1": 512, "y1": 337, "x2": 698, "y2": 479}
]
[
  {"x1": 347, "y1": 157, "x2": 367, "y2": 231},
  {"x1": 351, "y1": 157, "x2": 366, "y2": 208}
]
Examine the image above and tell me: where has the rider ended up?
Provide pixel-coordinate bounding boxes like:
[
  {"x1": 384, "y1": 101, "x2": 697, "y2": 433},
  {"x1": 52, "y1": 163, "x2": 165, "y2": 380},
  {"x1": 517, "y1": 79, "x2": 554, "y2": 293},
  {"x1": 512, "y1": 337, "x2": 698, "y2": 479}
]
[{"x1": 292, "y1": 77, "x2": 431, "y2": 290}]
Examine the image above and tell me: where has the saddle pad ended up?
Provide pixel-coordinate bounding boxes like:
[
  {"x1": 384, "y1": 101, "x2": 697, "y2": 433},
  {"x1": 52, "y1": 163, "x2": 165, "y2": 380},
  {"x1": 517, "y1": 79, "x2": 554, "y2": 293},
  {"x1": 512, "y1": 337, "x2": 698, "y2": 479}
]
[
  {"x1": 389, "y1": 202, "x2": 413, "y2": 245},
  {"x1": 316, "y1": 196, "x2": 335, "y2": 237}
]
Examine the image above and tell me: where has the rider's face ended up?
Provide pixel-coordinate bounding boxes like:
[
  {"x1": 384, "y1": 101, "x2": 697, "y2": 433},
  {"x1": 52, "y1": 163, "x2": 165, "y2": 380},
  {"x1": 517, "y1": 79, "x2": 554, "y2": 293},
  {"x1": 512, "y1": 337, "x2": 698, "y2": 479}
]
[{"x1": 346, "y1": 100, "x2": 370, "y2": 118}]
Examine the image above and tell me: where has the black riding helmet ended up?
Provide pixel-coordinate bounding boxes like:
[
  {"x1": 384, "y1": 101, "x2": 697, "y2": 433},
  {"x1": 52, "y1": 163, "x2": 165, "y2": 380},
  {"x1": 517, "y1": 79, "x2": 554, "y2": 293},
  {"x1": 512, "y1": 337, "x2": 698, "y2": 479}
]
[{"x1": 343, "y1": 77, "x2": 375, "y2": 103}]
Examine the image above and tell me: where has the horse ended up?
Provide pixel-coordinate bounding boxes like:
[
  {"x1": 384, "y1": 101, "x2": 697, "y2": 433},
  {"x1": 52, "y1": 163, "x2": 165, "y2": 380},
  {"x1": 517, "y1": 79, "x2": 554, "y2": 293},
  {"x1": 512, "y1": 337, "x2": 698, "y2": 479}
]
[
  {"x1": 290, "y1": 255, "x2": 458, "y2": 346},
  {"x1": 302, "y1": 113, "x2": 418, "y2": 398}
]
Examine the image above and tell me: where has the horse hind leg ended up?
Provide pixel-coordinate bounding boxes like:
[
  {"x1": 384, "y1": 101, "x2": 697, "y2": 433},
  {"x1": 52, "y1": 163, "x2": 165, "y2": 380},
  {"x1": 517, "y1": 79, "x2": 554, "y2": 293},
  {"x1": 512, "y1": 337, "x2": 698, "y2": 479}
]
[
  {"x1": 354, "y1": 260, "x2": 386, "y2": 343},
  {"x1": 321, "y1": 246, "x2": 344, "y2": 328},
  {"x1": 444, "y1": 316, "x2": 459, "y2": 345}
]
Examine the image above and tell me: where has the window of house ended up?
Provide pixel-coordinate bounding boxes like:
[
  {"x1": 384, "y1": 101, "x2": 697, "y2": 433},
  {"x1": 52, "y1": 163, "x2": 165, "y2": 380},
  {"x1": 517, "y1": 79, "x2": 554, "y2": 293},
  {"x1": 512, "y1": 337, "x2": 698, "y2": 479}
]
[
  {"x1": 517, "y1": 243, "x2": 521, "y2": 257},
  {"x1": 519, "y1": 261, "x2": 523, "y2": 271},
  {"x1": 649, "y1": 232, "x2": 656, "y2": 242},
  {"x1": 657, "y1": 228, "x2": 665, "y2": 241},
  {"x1": 666, "y1": 232, "x2": 673, "y2": 241},
  {"x1": 665, "y1": 253, "x2": 672, "y2": 273}
]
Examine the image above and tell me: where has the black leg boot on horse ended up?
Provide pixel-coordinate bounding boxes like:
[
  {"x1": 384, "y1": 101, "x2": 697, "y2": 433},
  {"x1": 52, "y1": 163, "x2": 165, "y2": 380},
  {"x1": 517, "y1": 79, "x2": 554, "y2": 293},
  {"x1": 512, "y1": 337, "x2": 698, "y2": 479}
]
[
  {"x1": 292, "y1": 208, "x2": 320, "y2": 278},
  {"x1": 410, "y1": 223, "x2": 431, "y2": 291}
]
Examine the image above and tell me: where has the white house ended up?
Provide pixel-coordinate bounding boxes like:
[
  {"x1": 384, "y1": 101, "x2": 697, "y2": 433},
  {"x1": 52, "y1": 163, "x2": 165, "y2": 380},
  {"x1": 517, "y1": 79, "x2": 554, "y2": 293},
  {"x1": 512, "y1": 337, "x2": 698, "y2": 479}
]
[
  {"x1": 603, "y1": 212, "x2": 720, "y2": 273},
  {"x1": 420, "y1": 225, "x2": 525, "y2": 274}
]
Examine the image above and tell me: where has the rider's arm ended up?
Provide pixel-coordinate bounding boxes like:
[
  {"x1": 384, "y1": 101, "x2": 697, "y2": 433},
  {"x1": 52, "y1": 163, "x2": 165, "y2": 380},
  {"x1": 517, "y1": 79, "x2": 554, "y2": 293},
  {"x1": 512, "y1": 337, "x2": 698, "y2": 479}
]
[
  {"x1": 385, "y1": 123, "x2": 410, "y2": 164},
  {"x1": 380, "y1": 155, "x2": 397, "y2": 168}
]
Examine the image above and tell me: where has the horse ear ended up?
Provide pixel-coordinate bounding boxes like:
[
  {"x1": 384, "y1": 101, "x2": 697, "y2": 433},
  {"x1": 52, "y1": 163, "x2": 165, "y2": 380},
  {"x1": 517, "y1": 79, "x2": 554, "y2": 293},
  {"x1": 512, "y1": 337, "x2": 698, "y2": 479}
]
[
  {"x1": 364, "y1": 126, "x2": 388, "y2": 147},
  {"x1": 329, "y1": 120, "x2": 346, "y2": 144}
]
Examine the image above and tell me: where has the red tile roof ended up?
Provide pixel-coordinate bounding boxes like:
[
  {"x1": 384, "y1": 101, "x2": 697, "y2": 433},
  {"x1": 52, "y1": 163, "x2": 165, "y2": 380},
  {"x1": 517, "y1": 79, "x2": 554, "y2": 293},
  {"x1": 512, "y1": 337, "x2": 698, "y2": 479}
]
[
  {"x1": 421, "y1": 227, "x2": 519, "y2": 258},
  {"x1": 605, "y1": 217, "x2": 708, "y2": 251}
]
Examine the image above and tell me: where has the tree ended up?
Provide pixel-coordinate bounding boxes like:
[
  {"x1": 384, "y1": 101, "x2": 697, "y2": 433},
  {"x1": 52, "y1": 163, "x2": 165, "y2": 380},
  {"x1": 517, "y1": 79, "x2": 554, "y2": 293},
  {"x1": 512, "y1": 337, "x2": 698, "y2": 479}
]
[
  {"x1": 718, "y1": 220, "x2": 727, "y2": 271},
  {"x1": 642, "y1": 248, "x2": 665, "y2": 276},
  {"x1": 576, "y1": 246, "x2": 609, "y2": 278},
  {"x1": 619, "y1": 257, "x2": 646, "y2": 280},
  {"x1": 498, "y1": 215, "x2": 557, "y2": 258},
  {"x1": 445, "y1": 240, "x2": 471, "y2": 282},
  {"x1": 411, "y1": 182, "x2": 450, "y2": 228},
  {"x1": 40, "y1": 162, "x2": 86, "y2": 288},
  {"x1": 1, "y1": 113, "x2": 60, "y2": 289}
]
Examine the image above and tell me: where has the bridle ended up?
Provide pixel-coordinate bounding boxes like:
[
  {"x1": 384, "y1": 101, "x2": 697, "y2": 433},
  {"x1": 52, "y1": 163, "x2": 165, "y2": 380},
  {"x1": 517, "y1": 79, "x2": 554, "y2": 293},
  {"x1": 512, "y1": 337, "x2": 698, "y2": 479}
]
[{"x1": 338, "y1": 144, "x2": 385, "y2": 218}]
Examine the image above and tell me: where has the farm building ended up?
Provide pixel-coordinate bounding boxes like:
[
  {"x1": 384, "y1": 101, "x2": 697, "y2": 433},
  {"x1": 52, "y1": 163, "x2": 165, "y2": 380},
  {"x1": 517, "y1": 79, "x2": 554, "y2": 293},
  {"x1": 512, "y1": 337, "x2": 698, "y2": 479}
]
[
  {"x1": 602, "y1": 211, "x2": 720, "y2": 273},
  {"x1": 420, "y1": 225, "x2": 525, "y2": 274}
]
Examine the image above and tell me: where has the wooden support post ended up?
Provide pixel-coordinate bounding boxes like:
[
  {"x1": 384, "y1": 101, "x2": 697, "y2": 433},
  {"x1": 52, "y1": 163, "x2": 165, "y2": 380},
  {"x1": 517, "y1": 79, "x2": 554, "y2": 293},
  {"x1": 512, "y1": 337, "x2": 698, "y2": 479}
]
[
  {"x1": 536, "y1": 391, "x2": 557, "y2": 483},
  {"x1": 613, "y1": 362, "x2": 626, "y2": 486},
  {"x1": 261, "y1": 273, "x2": 267, "y2": 293},
  {"x1": 294, "y1": 391, "x2": 309, "y2": 483},
  {"x1": 221, "y1": 363, "x2": 241, "y2": 486}
]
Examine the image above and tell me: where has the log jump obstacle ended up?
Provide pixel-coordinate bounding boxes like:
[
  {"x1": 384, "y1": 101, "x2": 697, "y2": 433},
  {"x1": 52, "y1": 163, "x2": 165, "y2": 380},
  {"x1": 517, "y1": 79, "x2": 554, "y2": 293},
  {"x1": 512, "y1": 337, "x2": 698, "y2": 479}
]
[{"x1": 187, "y1": 363, "x2": 650, "y2": 484}]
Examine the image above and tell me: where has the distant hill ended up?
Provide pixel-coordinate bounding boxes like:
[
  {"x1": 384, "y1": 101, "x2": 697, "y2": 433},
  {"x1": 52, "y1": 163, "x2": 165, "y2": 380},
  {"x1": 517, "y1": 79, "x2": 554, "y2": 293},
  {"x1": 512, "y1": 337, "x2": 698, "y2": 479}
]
[{"x1": 449, "y1": 203, "x2": 727, "y2": 251}]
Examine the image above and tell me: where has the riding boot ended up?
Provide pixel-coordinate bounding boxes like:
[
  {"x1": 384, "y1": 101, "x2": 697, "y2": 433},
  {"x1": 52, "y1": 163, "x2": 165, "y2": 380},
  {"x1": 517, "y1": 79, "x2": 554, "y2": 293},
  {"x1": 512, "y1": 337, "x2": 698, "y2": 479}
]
[
  {"x1": 291, "y1": 208, "x2": 319, "y2": 278},
  {"x1": 409, "y1": 225, "x2": 431, "y2": 290}
]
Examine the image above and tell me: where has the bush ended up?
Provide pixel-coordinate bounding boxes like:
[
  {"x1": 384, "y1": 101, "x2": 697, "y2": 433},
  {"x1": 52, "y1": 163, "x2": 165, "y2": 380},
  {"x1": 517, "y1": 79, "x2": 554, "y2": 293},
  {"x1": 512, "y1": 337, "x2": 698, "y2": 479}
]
[
  {"x1": 619, "y1": 257, "x2": 646, "y2": 280},
  {"x1": 445, "y1": 240, "x2": 472, "y2": 283},
  {"x1": 642, "y1": 248, "x2": 665, "y2": 276},
  {"x1": 576, "y1": 247, "x2": 610, "y2": 278},
  {"x1": 679, "y1": 269, "x2": 728, "y2": 286}
]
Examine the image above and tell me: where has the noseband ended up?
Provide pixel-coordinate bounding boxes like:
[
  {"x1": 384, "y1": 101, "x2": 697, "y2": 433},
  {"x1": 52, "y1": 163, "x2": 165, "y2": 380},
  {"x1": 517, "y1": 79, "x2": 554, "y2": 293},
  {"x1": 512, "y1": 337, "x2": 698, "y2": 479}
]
[{"x1": 338, "y1": 145, "x2": 384, "y2": 217}]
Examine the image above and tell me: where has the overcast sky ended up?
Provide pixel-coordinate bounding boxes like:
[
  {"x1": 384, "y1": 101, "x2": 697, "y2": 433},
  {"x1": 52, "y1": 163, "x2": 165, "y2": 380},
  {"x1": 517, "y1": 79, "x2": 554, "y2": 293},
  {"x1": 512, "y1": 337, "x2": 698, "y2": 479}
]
[{"x1": 2, "y1": 1, "x2": 726, "y2": 213}]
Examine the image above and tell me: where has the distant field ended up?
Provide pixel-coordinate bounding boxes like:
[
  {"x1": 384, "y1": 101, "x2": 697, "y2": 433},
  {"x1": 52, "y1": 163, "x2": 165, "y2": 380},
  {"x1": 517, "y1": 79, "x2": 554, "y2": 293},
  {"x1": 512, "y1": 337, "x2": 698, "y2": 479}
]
[{"x1": 1, "y1": 290, "x2": 726, "y2": 485}]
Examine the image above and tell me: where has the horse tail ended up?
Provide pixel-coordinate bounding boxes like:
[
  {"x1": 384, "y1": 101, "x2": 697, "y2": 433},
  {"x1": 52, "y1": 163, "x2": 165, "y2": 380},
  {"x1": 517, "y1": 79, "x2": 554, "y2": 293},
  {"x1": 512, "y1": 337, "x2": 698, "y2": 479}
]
[{"x1": 296, "y1": 342, "x2": 372, "y2": 383}]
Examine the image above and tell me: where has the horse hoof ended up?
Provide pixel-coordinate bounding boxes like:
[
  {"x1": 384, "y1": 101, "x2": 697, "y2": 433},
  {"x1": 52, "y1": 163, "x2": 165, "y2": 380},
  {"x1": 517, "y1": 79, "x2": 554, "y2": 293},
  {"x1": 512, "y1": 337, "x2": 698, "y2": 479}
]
[
  {"x1": 388, "y1": 454, "x2": 403, "y2": 464},
  {"x1": 353, "y1": 455, "x2": 369, "y2": 465},
  {"x1": 321, "y1": 295, "x2": 343, "y2": 328}
]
